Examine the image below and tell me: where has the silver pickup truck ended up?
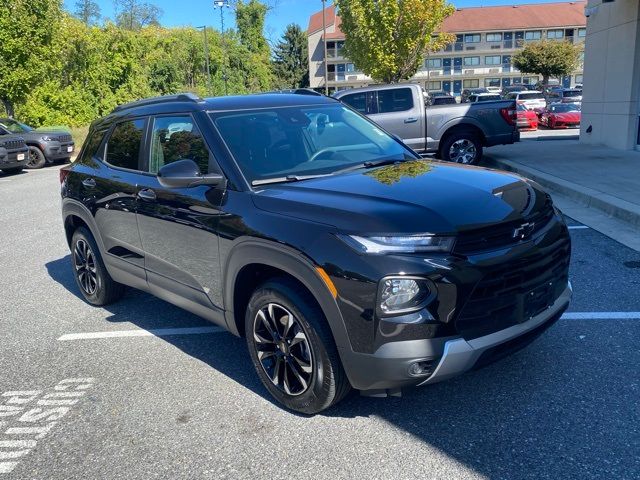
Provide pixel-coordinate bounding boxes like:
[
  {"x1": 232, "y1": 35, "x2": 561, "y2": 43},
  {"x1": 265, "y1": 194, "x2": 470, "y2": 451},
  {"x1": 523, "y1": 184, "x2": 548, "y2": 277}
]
[{"x1": 333, "y1": 84, "x2": 519, "y2": 165}]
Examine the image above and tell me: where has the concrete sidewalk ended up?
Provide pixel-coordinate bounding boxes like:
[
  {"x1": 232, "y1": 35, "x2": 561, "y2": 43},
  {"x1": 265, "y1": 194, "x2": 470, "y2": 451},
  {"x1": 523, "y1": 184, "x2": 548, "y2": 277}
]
[{"x1": 483, "y1": 139, "x2": 640, "y2": 251}]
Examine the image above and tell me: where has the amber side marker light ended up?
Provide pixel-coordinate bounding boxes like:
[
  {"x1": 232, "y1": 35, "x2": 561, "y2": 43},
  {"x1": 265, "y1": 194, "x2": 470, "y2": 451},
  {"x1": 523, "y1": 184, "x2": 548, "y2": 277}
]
[{"x1": 316, "y1": 267, "x2": 338, "y2": 298}]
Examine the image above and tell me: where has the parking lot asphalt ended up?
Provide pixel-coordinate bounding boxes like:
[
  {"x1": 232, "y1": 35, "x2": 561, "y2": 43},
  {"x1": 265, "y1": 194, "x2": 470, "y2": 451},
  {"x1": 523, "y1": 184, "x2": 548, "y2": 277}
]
[{"x1": 0, "y1": 165, "x2": 638, "y2": 480}]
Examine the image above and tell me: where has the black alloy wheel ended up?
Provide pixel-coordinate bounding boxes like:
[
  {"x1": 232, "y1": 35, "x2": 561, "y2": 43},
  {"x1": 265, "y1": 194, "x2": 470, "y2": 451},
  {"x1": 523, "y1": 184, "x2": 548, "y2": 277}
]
[{"x1": 73, "y1": 238, "x2": 98, "y2": 296}]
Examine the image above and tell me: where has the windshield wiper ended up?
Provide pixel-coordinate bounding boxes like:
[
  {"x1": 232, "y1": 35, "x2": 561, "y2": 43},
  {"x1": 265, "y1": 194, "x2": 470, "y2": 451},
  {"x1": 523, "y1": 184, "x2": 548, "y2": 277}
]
[{"x1": 252, "y1": 173, "x2": 332, "y2": 186}]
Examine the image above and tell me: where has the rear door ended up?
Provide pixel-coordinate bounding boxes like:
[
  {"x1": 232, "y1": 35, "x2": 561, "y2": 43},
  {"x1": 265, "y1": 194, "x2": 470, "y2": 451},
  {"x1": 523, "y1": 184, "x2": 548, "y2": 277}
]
[
  {"x1": 368, "y1": 87, "x2": 425, "y2": 151},
  {"x1": 134, "y1": 112, "x2": 227, "y2": 314}
]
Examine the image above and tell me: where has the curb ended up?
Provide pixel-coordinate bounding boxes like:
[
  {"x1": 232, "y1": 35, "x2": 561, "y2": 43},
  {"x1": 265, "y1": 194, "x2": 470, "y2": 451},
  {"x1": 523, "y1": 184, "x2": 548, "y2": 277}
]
[{"x1": 485, "y1": 157, "x2": 640, "y2": 228}]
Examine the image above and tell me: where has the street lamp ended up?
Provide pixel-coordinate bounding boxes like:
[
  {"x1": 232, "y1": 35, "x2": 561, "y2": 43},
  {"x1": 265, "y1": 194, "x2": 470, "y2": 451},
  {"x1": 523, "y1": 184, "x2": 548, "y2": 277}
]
[
  {"x1": 197, "y1": 26, "x2": 212, "y2": 96},
  {"x1": 322, "y1": 0, "x2": 329, "y2": 96},
  {"x1": 214, "y1": 0, "x2": 231, "y2": 96}
]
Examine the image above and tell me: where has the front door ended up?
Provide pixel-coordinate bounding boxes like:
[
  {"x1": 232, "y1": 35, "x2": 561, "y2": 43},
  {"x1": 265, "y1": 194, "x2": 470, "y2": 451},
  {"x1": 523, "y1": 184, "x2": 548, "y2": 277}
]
[{"x1": 135, "y1": 113, "x2": 226, "y2": 315}]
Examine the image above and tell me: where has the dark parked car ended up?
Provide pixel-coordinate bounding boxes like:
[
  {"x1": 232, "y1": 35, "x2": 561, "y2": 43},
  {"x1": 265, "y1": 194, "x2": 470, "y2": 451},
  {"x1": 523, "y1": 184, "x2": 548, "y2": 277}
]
[
  {"x1": 0, "y1": 133, "x2": 29, "y2": 174},
  {"x1": 460, "y1": 87, "x2": 489, "y2": 103},
  {"x1": 501, "y1": 84, "x2": 537, "y2": 97},
  {"x1": 61, "y1": 93, "x2": 572, "y2": 414},
  {"x1": 426, "y1": 91, "x2": 456, "y2": 106},
  {"x1": 0, "y1": 118, "x2": 75, "y2": 169},
  {"x1": 545, "y1": 88, "x2": 582, "y2": 105}
]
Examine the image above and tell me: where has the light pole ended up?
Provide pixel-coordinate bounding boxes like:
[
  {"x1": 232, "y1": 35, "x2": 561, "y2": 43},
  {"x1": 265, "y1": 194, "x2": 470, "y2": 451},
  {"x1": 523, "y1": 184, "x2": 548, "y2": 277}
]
[
  {"x1": 322, "y1": 0, "x2": 329, "y2": 96},
  {"x1": 214, "y1": 0, "x2": 230, "y2": 96},
  {"x1": 197, "y1": 26, "x2": 212, "y2": 95}
]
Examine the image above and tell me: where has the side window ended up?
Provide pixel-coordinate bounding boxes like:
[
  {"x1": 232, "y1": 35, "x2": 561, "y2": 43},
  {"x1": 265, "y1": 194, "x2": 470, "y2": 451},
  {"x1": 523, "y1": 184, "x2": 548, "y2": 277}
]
[
  {"x1": 376, "y1": 88, "x2": 414, "y2": 113},
  {"x1": 149, "y1": 115, "x2": 210, "y2": 174},
  {"x1": 105, "y1": 119, "x2": 146, "y2": 170},
  {"x1": 78, "y1": 126, "x2": 108, "y2": 164},
  {"x1": 341, "y1": 93, "x2": 367, "y2": 114}
]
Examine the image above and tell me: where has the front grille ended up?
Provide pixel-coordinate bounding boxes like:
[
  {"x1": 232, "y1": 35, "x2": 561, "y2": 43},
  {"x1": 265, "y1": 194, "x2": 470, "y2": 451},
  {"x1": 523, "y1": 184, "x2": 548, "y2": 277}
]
[
  {"x1": 0, "y1": 139, "x2": 26, "y2": 150},
  {"x1": 58, "y1": 134, "x2": 73, "y2": 143},
  {"x1": 455, "y1": 235, "x2": 570, "y2": 340},
  {"x1": 454, "y1": 197, "x2": 555, "y2": 255}
]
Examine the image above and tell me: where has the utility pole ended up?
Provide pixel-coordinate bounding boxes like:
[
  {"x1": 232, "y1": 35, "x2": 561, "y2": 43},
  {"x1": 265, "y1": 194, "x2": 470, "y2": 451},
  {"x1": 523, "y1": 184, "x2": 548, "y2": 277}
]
[
  {"x1": 322, "y1": 0, "x2": 329, "y2": 96},
  {"x1": 198, "y1": 26, "x2": 212, "y2": 95},
  {"x1": 214, "y1": 0, "x2": 230, "y2": 96}
]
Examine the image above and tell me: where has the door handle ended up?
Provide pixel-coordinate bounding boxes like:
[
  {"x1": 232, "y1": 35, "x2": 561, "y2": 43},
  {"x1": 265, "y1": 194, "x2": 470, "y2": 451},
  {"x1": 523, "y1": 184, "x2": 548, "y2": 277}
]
[
  {"x1": 137, "y1": 188, "x2": 156, "y2": 201},
  {"x1": 404, "y1": 117, "x2": 418, "y2": 124},
  {"x1": 82, "y1": 178, "x2": 96, "y2": 188}
]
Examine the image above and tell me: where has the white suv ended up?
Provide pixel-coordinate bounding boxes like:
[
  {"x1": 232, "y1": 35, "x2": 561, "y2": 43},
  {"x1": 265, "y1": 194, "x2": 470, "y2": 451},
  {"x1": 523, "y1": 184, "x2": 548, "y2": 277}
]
[{"x1": 505, "y1": 91, "x2": 546, "y2": 111}]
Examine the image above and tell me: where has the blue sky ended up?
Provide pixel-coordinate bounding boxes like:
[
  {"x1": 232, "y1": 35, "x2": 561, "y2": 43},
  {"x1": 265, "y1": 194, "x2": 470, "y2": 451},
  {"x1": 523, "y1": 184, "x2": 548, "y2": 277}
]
[{"x1": 63, "y1": 0, "x2": 578, "y2": 40}]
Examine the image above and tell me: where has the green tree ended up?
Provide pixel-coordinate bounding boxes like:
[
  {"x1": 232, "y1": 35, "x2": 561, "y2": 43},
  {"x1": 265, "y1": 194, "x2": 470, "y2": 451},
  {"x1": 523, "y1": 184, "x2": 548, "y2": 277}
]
[
  {"x1": 114, "y1": 0, "x2": 162, "y2": 30},
  {"x1": 335, "y1": 0, "x2": 455, "y2": 83},
  {"x1": 235, "y1": 0, "x2": 272, "y2": 91},
  {"x1": 272, "y1": 23, "x2": 309, "y2": 89},
  {"x1": 512, "y1": 39, "x2": 583, "y2": 87},
  {"x1": 0, "y1": 0, "x2": 62, "y2": 117},
  {"x1": 74, "y1": 0, "x2": 101, "y2": 25}
]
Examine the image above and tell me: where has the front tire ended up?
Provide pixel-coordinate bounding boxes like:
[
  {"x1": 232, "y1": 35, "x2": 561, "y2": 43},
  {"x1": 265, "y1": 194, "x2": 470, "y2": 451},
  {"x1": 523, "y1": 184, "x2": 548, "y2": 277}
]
[
  {"x1": 245, "y1": 278, "x2": 350, "y2": 414},
  {"x1": 26, "y1": 146, "x2": 46, "y2": 169},
  {"x1": 71, "y1": 227, "x2": 125, "y2": 306},
  {"x1": 439, "y1": 132, "x2": 483, "y2": 165}
]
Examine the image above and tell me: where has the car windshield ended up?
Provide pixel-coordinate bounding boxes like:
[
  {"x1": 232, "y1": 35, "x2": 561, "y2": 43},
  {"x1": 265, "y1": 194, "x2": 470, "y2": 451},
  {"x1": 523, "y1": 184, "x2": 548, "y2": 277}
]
[
  {"x1": 0, "y1": 118, "x2": 33, "y2": 133},
  {"x1": 477, "y1": 95, "x2": 502, "y2": 102},
  {"x1": 550, "y1": 103, "x2": 581, "y2": 113},
  {"x1": 211, "y1": 104, "x2": 415, "y2": 185},
  {"x1": 519, "y1": 92, "x2": 544, "y2": 100},
  {"x1": 562, "y1": 90, "x2": 582, "y2": 97}
]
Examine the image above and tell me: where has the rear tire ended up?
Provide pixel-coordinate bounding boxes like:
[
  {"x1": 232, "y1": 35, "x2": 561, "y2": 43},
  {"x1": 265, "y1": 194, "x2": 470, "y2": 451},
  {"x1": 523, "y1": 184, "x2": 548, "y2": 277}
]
[
  {"x1": 245, "y1": 278, "x2": 351, "y2": 414},
  {"x1": 1, "y1": 167, "x2": 23, "y2": 174},
  {"x1": 439, "y1": 132, "x2": 483, "y2": 165},
  {"x1": 71, "y1": 227, "x2": 125, "y2": 306},
  {"x1": 26, "y1": 146, "x2": 46, "y2": 169}
]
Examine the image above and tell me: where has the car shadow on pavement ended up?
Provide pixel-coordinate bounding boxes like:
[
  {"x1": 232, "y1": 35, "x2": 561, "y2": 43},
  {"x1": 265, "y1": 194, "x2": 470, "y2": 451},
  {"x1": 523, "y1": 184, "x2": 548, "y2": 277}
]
[{"x1": 46, "y1": 255, "x2": 637, "y2": 479}]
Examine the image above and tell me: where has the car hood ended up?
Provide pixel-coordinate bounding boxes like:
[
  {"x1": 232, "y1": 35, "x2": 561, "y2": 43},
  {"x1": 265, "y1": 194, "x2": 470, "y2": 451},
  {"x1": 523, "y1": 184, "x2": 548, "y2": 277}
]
[
  {"x1": 19, "y1": 129, "x2": 71, "y2": 141},
  {"x1": 252, "y1": 160, "x2": 545, "y2": 234},
  {"x1": 552, "y1": 112, "x2": 581, "y2": 122}
]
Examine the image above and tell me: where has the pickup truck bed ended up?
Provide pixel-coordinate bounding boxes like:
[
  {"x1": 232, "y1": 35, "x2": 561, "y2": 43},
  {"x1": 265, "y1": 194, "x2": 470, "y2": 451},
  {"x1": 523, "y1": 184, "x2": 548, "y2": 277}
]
[{"x1": 334, "y1": 84, "x2": 519, "y2": 164}]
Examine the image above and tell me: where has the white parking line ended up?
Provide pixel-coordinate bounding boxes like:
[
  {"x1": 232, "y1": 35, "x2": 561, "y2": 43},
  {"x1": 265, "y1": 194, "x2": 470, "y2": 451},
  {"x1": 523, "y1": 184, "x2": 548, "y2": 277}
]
[
  {"x1": 567, "y1": 225, "x2": 590, "y2": 230},
  {"x1": 57, "y1": 326, "x2": 224, "y2": 341},
  {"x1": 561, "y1": 312, "x2": 640, "y2": 320}
]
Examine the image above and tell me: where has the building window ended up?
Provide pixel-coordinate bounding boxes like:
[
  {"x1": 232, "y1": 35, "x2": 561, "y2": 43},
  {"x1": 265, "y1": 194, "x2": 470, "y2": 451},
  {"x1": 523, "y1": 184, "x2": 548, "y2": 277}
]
[
  {"x1": 579, "y1": 52, "x2": 585, "y2": 63},
  {"x1": 524, "y1": 31, "x2": 542, "y2": 40},
  {"x1": 463, "y1": 79, "x2": 479, "y2": 88},
  {"x1": 463, "y1": 56, "x2": 480, "y2": 66},
  {"x1": 578, "y1": 28, "x2": 586, "y2": 37},
  {"x1": 547, "y1": 29, "x2": 564, "y2": 39},
  {"x1": 425, "y1": 58, "x2": 442, "y2": 69},
  {"x1": 485, "y1": 78, "x2": 501, "y2": 87},
  {"x1": 464, "y1": 34, "x2": 481, "y2": 43},
  {"x1": 326, "y1": 41, "x2": 345, "y2": 59},
  {"x1": 486, "y1": 33, "x2": 502, "y2": 42},
  {"x1": 523, "y1": 76, "x2": 539, "y2": 85},
  {"x1": 485, "y1": 55, "x2": 501, "y2": 65},
  {"x1": 575, "y1": 75, "x2": 583, "y2": 84},
  {"x1": 427, "y1": 81, "x2": 442, "y2": 91}
]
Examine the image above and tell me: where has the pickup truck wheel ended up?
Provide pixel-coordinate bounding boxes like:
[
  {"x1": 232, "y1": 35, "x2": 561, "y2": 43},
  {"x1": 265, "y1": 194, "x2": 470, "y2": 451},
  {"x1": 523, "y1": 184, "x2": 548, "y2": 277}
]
[
  {"x1": 26, "y1": 146, "x2": 46, "y2": 169},
  {"x1": 71, "y1": 227, "x2": 126, "y2": 306},
  {"x1": 440, "y1": 133, "x2": 483, "y2": 165},
  {"x1": 245, "y1": 278, "x2": 351, "y2": 414}
]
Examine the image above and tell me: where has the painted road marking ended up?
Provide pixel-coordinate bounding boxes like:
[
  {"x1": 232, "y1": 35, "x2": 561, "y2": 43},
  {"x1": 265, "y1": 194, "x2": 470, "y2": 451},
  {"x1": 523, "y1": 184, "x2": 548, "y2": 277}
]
[
  {"x1": 562, "y1": 311, "x2": 640, "y2": 320},
  {"x1": 0, "y1": 378, "x2": 95, "y2": 475},
  {"x1": 57, "y1": 326, "x2": 224, "y2": 341},
  {"x1": 568, "y1": 225, "x2": 590, "y2": 230}
]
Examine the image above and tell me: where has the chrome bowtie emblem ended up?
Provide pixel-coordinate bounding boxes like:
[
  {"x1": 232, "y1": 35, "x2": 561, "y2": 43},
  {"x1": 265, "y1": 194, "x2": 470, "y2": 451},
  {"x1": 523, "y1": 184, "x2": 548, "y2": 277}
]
[{"x1": 513, "y1": 222, "x2": 535, "y2": 240}]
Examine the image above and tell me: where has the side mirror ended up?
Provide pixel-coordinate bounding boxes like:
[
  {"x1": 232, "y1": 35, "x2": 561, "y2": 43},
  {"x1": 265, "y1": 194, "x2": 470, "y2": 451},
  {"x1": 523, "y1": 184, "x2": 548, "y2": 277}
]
[{"x1": 157, "y1": 159, "x2": 225, "y2": 189}]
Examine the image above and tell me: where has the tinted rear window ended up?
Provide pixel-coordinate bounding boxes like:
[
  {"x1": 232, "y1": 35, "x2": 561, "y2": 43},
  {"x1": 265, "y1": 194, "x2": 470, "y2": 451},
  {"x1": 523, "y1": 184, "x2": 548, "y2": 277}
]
[
  {"x1": 519, "y1": 92, "x2": 544, "y2": 99},
  {"x1": 376, "y1": 88, "x2": 414, "y2": 113},
  {"x1": 78, "y1": 126, "x2": 107, "y2": 164},
  {"x1": 105, "y1": 119, "x2": 146, "y2": 170},
  {"x1": 341, "y1": 92, "x2": 367, "y2": 113}
]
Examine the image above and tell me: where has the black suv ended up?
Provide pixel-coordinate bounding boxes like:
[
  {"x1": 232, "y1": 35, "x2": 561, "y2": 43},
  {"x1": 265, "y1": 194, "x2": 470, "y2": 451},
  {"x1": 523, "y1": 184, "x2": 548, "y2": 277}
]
[
  {"x1": 60, "y1": 93, "x2": 572, "y2": 414},
  {"x1": 0, "y1": 118, "x2": 75, "y2": 169}
]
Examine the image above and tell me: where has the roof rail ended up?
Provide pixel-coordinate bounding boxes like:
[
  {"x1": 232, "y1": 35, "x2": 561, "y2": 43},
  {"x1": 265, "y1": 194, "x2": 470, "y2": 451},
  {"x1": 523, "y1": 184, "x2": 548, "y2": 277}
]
[{"x1": 111, "y1": 93, "x2": 202, "y2": 113}]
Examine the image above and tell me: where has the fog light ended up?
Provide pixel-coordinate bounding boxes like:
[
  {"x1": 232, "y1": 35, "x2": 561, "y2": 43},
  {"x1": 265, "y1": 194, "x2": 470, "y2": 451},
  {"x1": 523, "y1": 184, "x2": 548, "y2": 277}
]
[
  {"x1": 378, "y1": 277, "x2": 432, "y2": 315},
  {"x1": 408, "y1": 360, "x2": 435, "y2": 377}
]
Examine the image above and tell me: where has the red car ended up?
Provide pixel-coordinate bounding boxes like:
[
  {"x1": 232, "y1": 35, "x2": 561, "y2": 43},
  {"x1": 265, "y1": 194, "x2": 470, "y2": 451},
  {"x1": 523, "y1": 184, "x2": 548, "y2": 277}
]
[
  {"x1": 516, "y1": 104, "x2": 538, "y2": 130},
  {"x1": 539, "y1": 103, "x2": 581, "y2": 129}
]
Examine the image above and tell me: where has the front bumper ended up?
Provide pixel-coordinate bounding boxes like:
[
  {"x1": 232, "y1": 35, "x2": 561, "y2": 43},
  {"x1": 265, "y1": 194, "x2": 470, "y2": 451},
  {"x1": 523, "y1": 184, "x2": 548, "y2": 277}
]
[
  {"x1": 43, "y1": 142, "x2": 75, "y2": 161},
  {"x1": 0, "y1": 148, "x2": 29, "y2": 169},
  {"x1": 419, "y1": 282, "x2": 571, "y2": 385}
]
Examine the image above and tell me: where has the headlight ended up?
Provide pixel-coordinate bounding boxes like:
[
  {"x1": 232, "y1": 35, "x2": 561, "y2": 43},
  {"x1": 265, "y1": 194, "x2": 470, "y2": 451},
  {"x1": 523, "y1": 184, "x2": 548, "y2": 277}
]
[
  {"x1": 378, "y1": 277, "x2": 433, "y2": 316},
  {"x1": 338, "y1": 234, "x2": 455, "y2": 254}
]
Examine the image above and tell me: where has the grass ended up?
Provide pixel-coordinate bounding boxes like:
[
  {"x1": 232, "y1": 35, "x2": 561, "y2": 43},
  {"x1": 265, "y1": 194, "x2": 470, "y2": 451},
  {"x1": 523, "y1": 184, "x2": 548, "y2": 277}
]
[{"x1": 69, "y1": 125, "x2": 90, "y2": 151}]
